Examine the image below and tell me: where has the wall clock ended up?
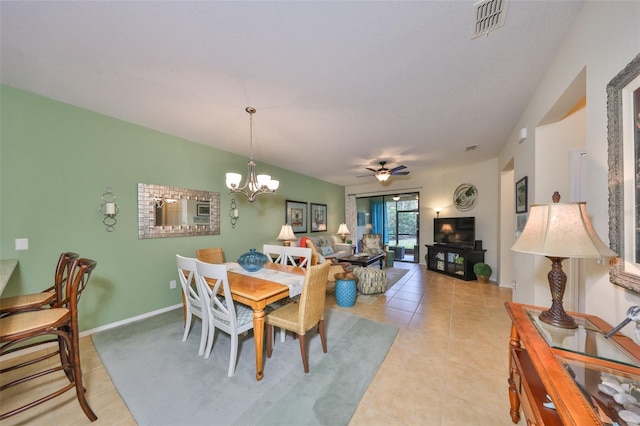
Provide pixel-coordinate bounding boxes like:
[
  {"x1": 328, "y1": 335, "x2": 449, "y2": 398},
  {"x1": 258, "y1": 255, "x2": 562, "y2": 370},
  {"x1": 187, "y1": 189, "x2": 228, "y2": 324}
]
[{"x1": 453, "y1": 183, "x2": 478, "y2": 212}]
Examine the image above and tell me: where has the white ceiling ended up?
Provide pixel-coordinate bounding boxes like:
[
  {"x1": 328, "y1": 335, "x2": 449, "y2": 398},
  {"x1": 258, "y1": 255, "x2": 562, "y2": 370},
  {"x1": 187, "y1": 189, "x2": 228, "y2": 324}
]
[{"x1": 0, "y1": 1, "x2": 584, "y2": 187}]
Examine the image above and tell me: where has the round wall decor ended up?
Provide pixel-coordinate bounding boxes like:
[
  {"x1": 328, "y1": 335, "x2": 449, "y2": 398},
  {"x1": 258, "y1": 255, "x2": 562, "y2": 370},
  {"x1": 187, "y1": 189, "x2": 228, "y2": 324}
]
[{"x1": 453, "y1": 183, "x2": 478, "y2": 212}]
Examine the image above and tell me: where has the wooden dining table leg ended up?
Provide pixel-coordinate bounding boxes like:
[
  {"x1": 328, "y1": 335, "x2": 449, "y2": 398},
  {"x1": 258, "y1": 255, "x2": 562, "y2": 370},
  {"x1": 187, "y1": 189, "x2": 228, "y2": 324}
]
[{"x1": 252, "y1": 308, "x2": 265, "y2": 381}]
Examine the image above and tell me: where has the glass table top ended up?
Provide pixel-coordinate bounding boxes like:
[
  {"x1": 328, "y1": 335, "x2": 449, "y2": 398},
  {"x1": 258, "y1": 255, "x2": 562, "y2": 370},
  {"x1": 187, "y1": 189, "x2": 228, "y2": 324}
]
[{"x1": 526, "y1": 307, "x2": 639, "y2": 368}]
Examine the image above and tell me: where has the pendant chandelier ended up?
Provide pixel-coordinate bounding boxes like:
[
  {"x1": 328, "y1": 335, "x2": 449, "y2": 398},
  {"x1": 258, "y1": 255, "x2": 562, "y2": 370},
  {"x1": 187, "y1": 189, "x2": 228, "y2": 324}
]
[{"x1": 225, "y1": 107, "x2": 279, "y2": 202}]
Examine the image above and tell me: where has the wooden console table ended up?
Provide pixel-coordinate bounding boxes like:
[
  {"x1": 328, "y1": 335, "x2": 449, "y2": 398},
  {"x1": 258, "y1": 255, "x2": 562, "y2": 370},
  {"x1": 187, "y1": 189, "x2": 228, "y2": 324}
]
[{"x1": 505, "y1": 302, "x2": 640, "y2": 425}]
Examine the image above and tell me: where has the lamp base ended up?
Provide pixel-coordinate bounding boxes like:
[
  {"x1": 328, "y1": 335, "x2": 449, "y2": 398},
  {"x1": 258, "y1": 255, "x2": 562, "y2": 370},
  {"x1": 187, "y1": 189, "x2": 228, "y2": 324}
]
[
  {"x1": 539, "y1": 306, "x2": 578, "y2": 329},
  {"x1": 282, "y1": 241, "x2": 292, "y2": 247},
  {"x1": 539, "y1": 256, "x2": 578, "y2": 329}
]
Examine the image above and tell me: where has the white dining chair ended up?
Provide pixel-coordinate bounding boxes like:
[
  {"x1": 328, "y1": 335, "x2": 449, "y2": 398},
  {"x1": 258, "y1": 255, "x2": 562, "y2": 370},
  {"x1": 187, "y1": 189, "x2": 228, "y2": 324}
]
[
  {"x1": 176, "y1": 254, "x2": 208, "y2": 356},
  {"x1": 283, "y1": 246, "x2": 312, "y2": 268},
  {"x1": 195, "y1": 260, "x2": 254, "y2": 377},
  {"x1": 263, "y1": 244, "x2": 286, "y2": 265}
]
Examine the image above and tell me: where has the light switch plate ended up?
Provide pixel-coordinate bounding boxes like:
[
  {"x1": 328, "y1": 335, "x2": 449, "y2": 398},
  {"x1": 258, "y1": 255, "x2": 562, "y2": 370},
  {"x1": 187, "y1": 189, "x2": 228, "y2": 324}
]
[{"x1": 15, "y1": 238, "x2": 29, "y2": 250}]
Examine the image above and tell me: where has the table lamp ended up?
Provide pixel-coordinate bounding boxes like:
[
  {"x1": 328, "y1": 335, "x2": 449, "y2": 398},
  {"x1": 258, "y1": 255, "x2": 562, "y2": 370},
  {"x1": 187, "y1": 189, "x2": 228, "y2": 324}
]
[
  {"x1": 277, "y1": 224, "x2": 296, "y2": 246},
  {"x1": 511, "y1": 199, "x2": 617, "y2": 329},
  {"x1": 337, "y1": 223, "x2": 350, "y2": 243}
]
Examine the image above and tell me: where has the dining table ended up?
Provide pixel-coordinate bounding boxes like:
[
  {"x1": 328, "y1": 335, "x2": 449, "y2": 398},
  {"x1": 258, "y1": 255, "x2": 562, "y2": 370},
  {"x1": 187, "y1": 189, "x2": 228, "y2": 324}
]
[{"x1": 225, "y1": 262, "x2": 306, "y2": 381}]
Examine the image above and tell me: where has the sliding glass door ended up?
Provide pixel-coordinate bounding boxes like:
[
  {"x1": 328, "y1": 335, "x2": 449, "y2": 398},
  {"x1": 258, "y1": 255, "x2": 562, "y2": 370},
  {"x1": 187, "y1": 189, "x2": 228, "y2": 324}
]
[{"x1": 356, "y1": 192, "x2": 419, "y2": 263}]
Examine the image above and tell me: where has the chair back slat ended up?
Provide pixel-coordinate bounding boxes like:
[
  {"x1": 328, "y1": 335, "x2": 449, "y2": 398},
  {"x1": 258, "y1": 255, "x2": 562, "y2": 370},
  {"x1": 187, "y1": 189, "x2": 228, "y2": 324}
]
[
  {"x1": 66, "y1": 258, "x2": 97, "y2": 318},
  {"x1": 304, "y1": 240, "x2": 320, "y2": 266},
  {"x1": 196, "y1": 247, "x2": 224, "y2": 264},
  {"x1": 297, "y1": 261, "x2": 330, "y2": 332},
  {"x1": 284, "y1": 246, "x2": 312, "y2": 268},
  {"x1": 263, "y1": 244, "x2": 286, "y2": 265},
  {"x1": 51, "y1": 252, "x2": 79, "y2": 307},
  {"x1": 176, "y1": 255, "x2": 203, "y2": 310},
  {"x1": 195, "y1": 261, "x2": 237, "y2": 330}
]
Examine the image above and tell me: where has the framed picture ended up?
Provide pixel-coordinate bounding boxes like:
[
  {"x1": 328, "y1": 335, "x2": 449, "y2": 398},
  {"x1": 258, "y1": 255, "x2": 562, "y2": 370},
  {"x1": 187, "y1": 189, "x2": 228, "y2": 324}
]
[
  {"x1": 608, "y1": 54, "x2": 640, "y2": 293},
  {"x1": 197, "y1": 203, "x2": 210, "y2": 216},
  {"x1": 286, "y1": 200, "x2": 307, "y2": 233},
  {"x1": 515, "y1": 177, "x2": 528, "y2": 214},
  {"x1": 515, "y1": 213, "x2": 528, "y2": 239},
  {"x1": 310, "y1": 203, "x2": 327, "y2": 232}
]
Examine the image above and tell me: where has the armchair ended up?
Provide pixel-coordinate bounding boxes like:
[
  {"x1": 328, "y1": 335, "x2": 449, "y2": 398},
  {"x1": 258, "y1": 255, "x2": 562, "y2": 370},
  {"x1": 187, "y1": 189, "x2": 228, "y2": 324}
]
[{"x1": 361, "y1": 233, "x2": 387, "y2": 262}]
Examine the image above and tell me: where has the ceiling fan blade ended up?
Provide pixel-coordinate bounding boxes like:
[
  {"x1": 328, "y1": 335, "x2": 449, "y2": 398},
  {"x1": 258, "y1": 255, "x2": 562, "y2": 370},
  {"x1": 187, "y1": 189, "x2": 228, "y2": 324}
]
[
  {"x1": 391, "y1": 171, "x2": 410, "y2": 176},
  {"x1": 356, "y1": 174, "x2": 373, "y2": 178},
  {"x1": 389, "y1": 165, "x2": 407, "y2": 173},
  {"x1": 365, "y1": 167, "x2": 378, "y2": 173}
]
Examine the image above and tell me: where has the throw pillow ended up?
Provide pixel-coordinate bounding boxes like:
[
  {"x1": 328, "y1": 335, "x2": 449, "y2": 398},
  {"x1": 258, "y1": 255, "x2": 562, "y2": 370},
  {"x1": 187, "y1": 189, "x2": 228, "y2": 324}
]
[{"x1": 321, "y1": 246, "x2": 334, "y2": 256}]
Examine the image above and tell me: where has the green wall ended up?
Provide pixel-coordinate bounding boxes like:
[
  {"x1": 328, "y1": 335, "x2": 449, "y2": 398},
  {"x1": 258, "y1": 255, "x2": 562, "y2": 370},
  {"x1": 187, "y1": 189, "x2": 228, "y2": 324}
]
[{"x1": 0, "y1": 85, "x2": 345, "y2": 330}]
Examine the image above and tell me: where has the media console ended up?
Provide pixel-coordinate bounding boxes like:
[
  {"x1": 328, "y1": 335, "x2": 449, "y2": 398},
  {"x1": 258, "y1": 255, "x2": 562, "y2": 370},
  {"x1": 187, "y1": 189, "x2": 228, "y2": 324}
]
[{"x1": 425, "y1": 244, "x2": 486, "y2": 281}]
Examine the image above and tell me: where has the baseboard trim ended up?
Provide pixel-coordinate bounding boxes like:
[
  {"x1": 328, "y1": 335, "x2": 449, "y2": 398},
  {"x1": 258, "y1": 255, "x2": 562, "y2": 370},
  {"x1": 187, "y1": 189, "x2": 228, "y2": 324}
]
[
  {"x1": 2, "y1": 303, "x2": 183, "y2": 360},
  {"x1": 80, "y1": 303, "x2": 183, "y2": 337}
]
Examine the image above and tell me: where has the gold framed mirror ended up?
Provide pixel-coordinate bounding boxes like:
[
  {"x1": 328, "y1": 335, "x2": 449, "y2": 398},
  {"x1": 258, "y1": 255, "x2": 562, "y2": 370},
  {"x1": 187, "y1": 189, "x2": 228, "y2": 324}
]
[
  {"x1": 608, "y1": 54, "x2": 640, "y2": 292},
  {"x1": 138, "y1": 183, "x2": 220, "y2": 239}
]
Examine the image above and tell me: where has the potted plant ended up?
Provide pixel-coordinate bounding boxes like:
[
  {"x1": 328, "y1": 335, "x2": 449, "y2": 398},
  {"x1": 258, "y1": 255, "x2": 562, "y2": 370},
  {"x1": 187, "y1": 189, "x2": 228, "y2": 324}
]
[{"x1": 473, "y1": 262, "x2": 492, "y2": 283}]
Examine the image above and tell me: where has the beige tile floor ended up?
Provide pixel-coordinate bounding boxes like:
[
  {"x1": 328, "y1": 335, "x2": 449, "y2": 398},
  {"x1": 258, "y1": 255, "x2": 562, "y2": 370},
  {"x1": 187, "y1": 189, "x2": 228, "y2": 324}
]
[{"x1": 1, "y1": 262, "x2": 515, "y2": 425}]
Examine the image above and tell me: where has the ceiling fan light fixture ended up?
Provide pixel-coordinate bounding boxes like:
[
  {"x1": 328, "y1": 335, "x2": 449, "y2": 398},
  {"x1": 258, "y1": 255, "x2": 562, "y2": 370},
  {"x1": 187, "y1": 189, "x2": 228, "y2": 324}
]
[{"x1": 376, "y1": 173, "x2": 391, "y2": 182}]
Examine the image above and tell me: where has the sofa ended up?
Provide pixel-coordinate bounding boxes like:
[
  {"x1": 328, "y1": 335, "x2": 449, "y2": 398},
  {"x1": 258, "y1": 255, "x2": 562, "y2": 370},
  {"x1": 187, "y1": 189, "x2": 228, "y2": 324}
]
[
  {"x1": 301, "y1": 237, "x2": 353, "y2": 294},
  {"x1": 299, "y1": 236, "x2": 352, "y2": 262}
]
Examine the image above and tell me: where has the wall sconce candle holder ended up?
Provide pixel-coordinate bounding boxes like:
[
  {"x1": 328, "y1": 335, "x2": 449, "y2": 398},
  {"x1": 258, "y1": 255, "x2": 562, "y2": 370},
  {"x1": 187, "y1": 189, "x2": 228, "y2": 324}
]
[
  {"x1": 99, "y1": 187, "x2": 119, "y2": 232},
  {"x1": 229, "y1": 198, "x2": 239, "y2": 228}
]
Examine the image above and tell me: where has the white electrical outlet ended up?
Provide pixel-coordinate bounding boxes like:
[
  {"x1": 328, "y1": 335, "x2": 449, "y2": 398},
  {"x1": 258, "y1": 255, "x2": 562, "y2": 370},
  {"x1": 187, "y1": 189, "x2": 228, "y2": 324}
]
[
  {"x1": 15, "y1": 238, "x2": 29, "y2": 250},
  {"x1": 170, "y1": 280, "x2": 176, "y2": 289}
]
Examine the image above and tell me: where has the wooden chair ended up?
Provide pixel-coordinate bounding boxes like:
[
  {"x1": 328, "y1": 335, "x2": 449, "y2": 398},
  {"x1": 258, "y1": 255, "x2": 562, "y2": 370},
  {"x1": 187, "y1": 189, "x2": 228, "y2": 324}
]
[
  {"x1": 195, "y1": 247, "x2": 224, "y2": 264},
  {"x1": 0, "y1": 252, "x2": 79, "y2": 316},
  {"x1": 265, "y1": 261, "x2": 331, "y2": 373},
  {"x1": 0, "y1": 258, "x2": 98, "y2": 421},
  {"x1": 177, "y1": 248, "x2": 224, "y2": 322},
  {"x1": 176, "y1": 255, "x2": 208, "y2": 356},
  {"x1": 195, "y1": 260, "x2": 254, "y2": 377},
  {"x1": 263, "y1": 244, "x2": 286, "y2": 265},
  {"x1": 283, "y1": 246, "x2": 312, "y2": 268}
]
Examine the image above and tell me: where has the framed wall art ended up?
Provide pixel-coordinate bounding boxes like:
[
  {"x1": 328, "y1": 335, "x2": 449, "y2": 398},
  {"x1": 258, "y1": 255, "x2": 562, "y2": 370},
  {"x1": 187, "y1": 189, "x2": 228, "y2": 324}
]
[
  {"x1": 197, "y1": 203, "x2": 210, "y2": 216},
  {"x1": 453, "y1": 183, "x2": 478, "y2": 212},
  {"x1": 608, "y1": 53, "x2": 640, "y2": 293},
  {"x1": 310, "y1": 203, "x2": 327, "y2": 232},
  {"x1": 515, "y1": 176, "x2": 528, "y2": 214},
  {"x1": 286, "y1": 200, "x2": 307, "y2": 233}
]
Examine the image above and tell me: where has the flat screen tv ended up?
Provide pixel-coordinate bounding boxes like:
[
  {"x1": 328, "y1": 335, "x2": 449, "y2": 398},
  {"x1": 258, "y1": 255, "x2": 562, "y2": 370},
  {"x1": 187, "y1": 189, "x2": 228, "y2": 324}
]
[{"x1": 433, "y1": 217, "x2": 475, "y2": 248}]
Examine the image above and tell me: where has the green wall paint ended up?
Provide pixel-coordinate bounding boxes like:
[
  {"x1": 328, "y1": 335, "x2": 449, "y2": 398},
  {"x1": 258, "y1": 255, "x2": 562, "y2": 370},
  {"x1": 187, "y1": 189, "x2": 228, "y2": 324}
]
[{"x1": 0, "y1": 85, "x2": 345, "y2": 330}]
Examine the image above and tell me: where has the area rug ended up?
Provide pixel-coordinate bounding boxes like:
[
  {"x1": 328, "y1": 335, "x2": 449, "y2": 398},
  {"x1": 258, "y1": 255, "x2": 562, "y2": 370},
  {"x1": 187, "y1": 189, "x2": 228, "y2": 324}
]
[
  {"x1": 92, "y1": 307, "x2": 398, "y2": 426},
  {"x1": 356, "y1": 267, "x2": 410, "y2": 305}
]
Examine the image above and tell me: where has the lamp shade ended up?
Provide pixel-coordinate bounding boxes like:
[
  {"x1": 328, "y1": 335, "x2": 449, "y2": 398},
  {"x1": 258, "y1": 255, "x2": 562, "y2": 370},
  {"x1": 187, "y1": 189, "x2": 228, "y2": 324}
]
[
  {"x1": 277, "y1": 224, "x2": 296, "y2": 241},
  {"x1": 511, "y1": 202, "x2": 617, "y2": 259},
  {"x1": 440, "y1": 223, "x2": 453, "y2": 234},
  {"x1": 337, "y1": 223, "x2": 350, "y2": 236}
]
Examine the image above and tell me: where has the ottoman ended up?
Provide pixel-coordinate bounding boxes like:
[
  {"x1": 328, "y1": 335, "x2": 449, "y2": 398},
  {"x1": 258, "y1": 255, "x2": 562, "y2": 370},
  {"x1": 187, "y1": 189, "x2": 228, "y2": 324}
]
[{"x1": 352, "y1": 267, "x2": 387, "y2": 295}]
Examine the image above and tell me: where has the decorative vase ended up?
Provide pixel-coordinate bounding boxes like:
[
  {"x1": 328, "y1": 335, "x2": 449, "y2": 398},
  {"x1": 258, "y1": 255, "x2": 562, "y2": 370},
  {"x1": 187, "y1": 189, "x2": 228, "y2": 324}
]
[{"x1": 238, "y1": 248, "x2": 268, "y2": 272}]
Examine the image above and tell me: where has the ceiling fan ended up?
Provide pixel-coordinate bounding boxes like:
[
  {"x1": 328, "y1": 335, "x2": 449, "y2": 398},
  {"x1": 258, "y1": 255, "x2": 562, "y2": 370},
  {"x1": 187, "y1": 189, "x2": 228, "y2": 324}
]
[{"x1": 358, "y1": 161, "x2": 409, "y2": 182}]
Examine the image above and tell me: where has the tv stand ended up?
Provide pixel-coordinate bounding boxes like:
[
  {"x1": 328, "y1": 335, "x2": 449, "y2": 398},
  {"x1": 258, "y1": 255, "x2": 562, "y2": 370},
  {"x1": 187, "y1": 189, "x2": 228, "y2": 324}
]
[{"x1": 425, "y1": 244, "x2": 486, "y2": 281}]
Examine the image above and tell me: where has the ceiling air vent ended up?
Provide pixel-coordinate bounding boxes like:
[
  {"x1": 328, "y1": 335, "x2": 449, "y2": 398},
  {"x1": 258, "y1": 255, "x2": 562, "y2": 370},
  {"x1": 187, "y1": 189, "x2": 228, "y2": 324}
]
[
  {"x1": 465, "y1": 144, "x2": 479, "y2": 152},
  {"x1": 472, "y1": 0, "x2": 510, "y2": 39}
]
